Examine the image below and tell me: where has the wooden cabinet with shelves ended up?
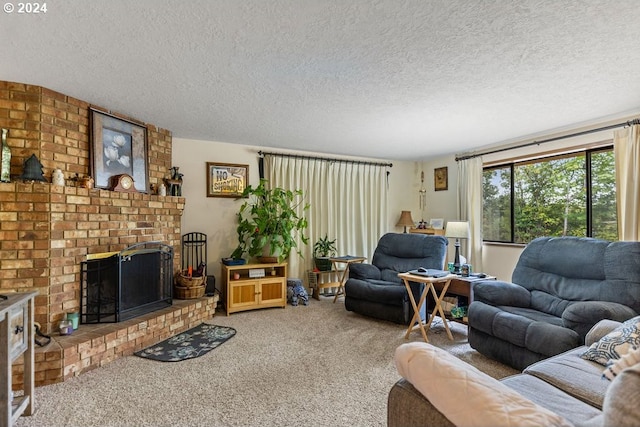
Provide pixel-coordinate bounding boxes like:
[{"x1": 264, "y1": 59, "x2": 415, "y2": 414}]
[
  {"x1": 1, "y1": 291, "x2": 37, "y2": 426},
  {"x1": 222, "y1": 262, "x2": 287, "y2": 315}
]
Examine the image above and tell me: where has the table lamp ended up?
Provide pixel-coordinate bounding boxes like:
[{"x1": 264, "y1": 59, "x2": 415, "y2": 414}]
[
  {"x1": 445, "y1": 221, "x2": 470, "y2": 274},
  {"x1": 396, "y1": 211, "x2": 415, "y2": 233}
]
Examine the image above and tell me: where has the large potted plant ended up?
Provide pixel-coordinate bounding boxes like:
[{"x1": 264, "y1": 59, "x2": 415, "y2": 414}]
[
  {"x1": 313, "y1": 234, "x2": 336, "y2": 271},
  {"x1": 230, "y1": 179, "x2": 309, "y2": 263}
]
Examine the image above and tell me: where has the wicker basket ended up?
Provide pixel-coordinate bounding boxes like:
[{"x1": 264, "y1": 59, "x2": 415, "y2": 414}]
[
  {"x1": 175, "y1": 271, "x2": 205, "y2": 288},
  {"x1": 174, "y1": 283, "x2": 205, "y2": 299}
]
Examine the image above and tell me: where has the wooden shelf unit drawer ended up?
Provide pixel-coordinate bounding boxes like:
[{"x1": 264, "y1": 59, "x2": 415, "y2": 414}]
[
  {"x1": 1, "y1": 291, "x2": 37, "y2": 426},
  {"x1": 8, "y1": 306, "x2": 27, "y2": 361}
]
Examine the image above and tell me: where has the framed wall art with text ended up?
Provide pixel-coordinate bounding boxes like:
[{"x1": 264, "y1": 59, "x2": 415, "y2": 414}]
[{"x1": 206, "y1": 162, "x2": 248, "y2": 197}]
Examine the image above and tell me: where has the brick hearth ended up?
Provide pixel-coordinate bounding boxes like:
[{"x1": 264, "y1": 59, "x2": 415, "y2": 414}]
[{"x1": 11, "y1": 294, "x2": 219, "y2": 390}]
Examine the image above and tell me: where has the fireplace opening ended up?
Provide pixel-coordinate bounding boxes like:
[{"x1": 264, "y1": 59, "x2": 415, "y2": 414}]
[{"x1": 80, "y1": 242, "x2": 173, "y2": 323}]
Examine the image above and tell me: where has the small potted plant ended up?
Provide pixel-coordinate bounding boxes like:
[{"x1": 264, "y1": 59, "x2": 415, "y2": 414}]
[{"x1": 313, "y1": 234, "x2": 337, "y2": 271}]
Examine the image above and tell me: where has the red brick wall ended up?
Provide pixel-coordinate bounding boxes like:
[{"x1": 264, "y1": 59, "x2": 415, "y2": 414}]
[{"x1": 0, "y1": 81, "x2": 182, "y2": 333}]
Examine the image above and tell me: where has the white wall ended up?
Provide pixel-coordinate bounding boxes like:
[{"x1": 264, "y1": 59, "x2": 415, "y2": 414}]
[{"x1": 173, "y1": 138, "x2": 420, "y2": 282}]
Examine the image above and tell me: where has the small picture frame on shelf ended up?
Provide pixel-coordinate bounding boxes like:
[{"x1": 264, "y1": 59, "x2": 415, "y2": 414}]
[{"x1": 429, "y1": 218, "x2": 444, "y2": 229}]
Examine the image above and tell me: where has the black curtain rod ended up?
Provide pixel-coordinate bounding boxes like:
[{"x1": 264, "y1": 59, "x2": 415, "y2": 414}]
[
  {"x1": 455, "y1": 119, "x2": 640, "y2": 162},
  {"x1": 258, "y1": 151, "x2": 393, "y2": 168}
]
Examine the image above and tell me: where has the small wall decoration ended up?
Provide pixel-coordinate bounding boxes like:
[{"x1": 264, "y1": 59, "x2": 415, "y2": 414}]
[
  {"x1": 434, "y1": 166, "x2": 448, "y2": 191},
  {"x1": 206, "y1": 162, "x2": 248, "y2": 198},
  {"x1": 90, "y1": 109, "x2": 149, "y2": 193}
]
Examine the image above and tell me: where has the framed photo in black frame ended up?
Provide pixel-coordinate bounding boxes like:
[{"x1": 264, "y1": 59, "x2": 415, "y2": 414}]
[{"x1": 90, "y1": 108, "x2": 149, "y2": 193}]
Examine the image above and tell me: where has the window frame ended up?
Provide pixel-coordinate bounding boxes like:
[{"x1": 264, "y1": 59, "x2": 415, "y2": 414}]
[{"x1": 482, "y1": 145, "x2": 615, "y2": 244}]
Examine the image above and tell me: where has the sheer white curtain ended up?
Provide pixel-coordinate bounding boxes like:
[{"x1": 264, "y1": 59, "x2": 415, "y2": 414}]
[
  {"x1": 614, "y1": 124, "x2": 640, "y2": 240},
  {"x1": 456, "y1": 156, "x2": 484, "y2": 271},
  {"x1": 264, "y1": 155, "x2": 388, "y2": 279}
]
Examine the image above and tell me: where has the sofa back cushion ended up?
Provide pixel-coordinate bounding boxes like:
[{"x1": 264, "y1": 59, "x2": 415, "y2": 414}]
[
  {"x1": 372, "y1": 233, "x2": 447, "y2": 283},
  {"x1": 512, "y1": 237, "x2": 640, "y2": 314}
]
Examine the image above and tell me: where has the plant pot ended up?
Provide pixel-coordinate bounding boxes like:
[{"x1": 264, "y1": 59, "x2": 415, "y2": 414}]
[
  {"x1": 259, "y1": 239, "x2": 282, "y2": 263},
  {"x1": 315, "y1": 257, "x2": 333, "y2": 271}
]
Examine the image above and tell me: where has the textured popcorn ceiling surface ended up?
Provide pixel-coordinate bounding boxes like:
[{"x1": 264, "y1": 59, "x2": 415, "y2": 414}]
[{"x1": 2, "y1": 0, "x2": 640, "y2": 160}]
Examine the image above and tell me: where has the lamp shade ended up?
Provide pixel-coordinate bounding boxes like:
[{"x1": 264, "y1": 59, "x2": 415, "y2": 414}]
[
  {"x1": 445, "y1": 221, "x2": 470, "y2": 239},
  {"x1": 396, "y1": 211, "x2": 415, "y2": 228}
]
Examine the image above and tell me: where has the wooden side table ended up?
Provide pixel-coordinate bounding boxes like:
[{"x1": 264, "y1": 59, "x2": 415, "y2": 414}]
[
  {"x1": 329, "y1": 256, "x2": 366, "y2": 303},
  {"x1": 431, "y1": 275, "x2": 496, "y2": 323},
  {"x1": 221, "y1": 262, "x2": 287, "y2": 315},
  {"x1": 307, "y1": 269, "x2": 341, "y2": 300},
  {"x1": 1, "y1": 291, "x2": 37, "y2": 426},
  {"x1": 398, "y1": 272, "x2": 457, "y2": 343}
]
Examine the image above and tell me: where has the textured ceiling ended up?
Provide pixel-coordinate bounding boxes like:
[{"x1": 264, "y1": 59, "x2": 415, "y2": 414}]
[{"x1": 2, "y1": 0, "x2": 640, "y2": 161}]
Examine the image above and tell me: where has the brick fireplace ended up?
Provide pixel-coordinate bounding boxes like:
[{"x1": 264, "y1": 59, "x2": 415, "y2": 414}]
[
  {"x1": 0, "y1": 80, "x2": 214, "y2": 388},
  {"x1": 0, "y1": 79, "x2": 182, "y2": 331}
]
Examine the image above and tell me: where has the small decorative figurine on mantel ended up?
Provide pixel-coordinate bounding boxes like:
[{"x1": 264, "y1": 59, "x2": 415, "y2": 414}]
[
  {"x1": 52, "y1": 168, "x2": 65, "y2": 186},
  {"x1": 78, "y1": 175, "x2": 94, "y2": 189},
  {"x1": 19, "y1": 154, "x2": 47, "y2": 182},
  {"x1": 158, "y1": 181, "x2": 167, "y2": 196},
  {"x1": 69, "y1": 173, "x2": 95, "y2": 188},
  {"x1": 166, "y1": 166, "x2": 183, "y2": 196}
]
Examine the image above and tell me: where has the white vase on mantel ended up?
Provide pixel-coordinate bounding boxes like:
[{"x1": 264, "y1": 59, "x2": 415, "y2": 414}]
[
  {"x1": 52, "y1": 169, "x2": 65, "y2": 186},
  {"x1": 158, "y1": 182, "x2": 167, "y2": 196}
]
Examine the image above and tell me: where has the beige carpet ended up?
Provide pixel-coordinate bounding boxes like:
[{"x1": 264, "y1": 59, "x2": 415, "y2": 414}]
[{"x1": 15, "y1": 298, "x2": 517, "y2": 427}]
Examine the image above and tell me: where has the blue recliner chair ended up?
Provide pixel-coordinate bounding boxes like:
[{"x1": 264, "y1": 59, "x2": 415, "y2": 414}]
[
  {"x1": 469, "y1": 236, "x2": 640, "y2": 370},
  {"x1": 344, "y1": 233, "x2": 448, "y2": 324}
]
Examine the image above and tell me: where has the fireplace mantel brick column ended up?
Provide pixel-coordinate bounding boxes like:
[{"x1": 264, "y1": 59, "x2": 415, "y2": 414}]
[
  {"x1": 1, "y1": 80, "x2": 208, "y2": 390},
  {"x1": 1, "y1": 80, "x2": 181, "y2": 335}
]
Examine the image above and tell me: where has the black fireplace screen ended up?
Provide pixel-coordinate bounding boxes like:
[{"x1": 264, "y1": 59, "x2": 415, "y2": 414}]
[{"x1": 81, "y1": 242, "x2": 173, "y2": 323}]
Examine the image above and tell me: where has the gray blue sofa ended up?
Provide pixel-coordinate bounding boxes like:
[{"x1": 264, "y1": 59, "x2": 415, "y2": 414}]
[
  {"x1": 344, "y1": 232, "x2": 447, "y2": 325},
  {"x1": 388, "y1": 318, "x2": 640, "y2": 427},
  {"x1": 468, "y1": 236, "x2": 640, "y2": 370}
]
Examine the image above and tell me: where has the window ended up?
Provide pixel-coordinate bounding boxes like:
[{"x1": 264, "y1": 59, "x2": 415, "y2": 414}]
[{"x1": 483, "y1": 147, "x2": 617, "y2": 243}]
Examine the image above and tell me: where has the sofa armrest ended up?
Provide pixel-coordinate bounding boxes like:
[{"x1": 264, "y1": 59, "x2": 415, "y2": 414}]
[
  {"x1": 473, "y1": 280, "x2": 531, "y2": 307},
  {"x1": 562, "y1": 301, "x2": 637, "y2": 339},
  {"x1": 388, "y1": 378, "x2": 454, "y2": 427},
  {"x1": 394, "y1": 342, "x2": 573, "y2": 427},
  {"x1": 585, "y1": 319, "x2": 623, "y2": 346},
  {"x1": 348, "y1": 263, "x2": 381, "y2": 280}
]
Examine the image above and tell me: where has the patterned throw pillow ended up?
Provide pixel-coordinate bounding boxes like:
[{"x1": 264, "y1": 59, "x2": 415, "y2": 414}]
[
  {"x1": 602, "y1": 346, "x2": 640, "y2": 381},
  {"x1": 581, "y1": 316, "x2": 640, "y2": 366}
]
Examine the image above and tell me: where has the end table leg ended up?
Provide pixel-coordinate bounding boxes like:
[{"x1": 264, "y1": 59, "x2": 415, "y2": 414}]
[{"x1": 403, "y1": 279, "x2": 430, "y2": 342}]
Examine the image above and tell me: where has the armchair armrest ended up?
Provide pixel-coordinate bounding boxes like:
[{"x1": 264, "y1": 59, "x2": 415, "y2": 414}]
[
  {"x1": 473, "y1": 280, "x2": 531, "y2": 307},
  {"x1": 562, "y1": 301, "x2": 637, "y2": 339},
  {"x1": 348, "y1": 263, "x2": 381, "y2": 281}
]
